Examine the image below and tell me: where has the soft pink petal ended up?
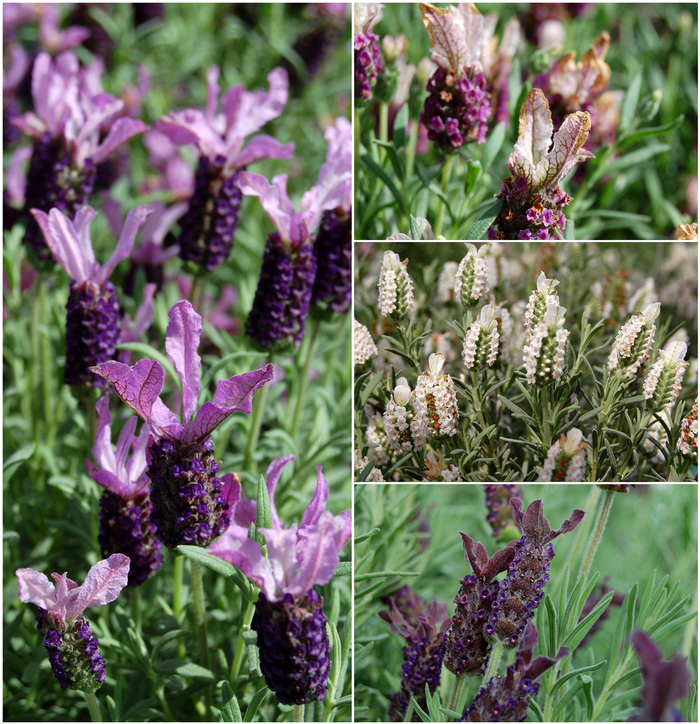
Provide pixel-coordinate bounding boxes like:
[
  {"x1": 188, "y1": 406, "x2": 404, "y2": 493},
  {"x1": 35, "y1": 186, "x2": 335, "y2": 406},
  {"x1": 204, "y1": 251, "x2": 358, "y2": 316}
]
[
  {"x1": 5, "y1": 146, "x2": 32, "y2": 205},
  {"x1": 265, "y1": 455, "x2": 295, "y2": 530},
  {"x1": 91, "y1": 396, "x2": 117, "y2": 473},
  {"x1": 238, "y1": 173, "x2": 296, "y2": 242},
  {"x1": 208, "y1": 531, "x2": 276, "y2": 597},
  {"x1": 74, "y1": 97, "x2": 124, "y2": 158},
  {"x1": 300, "y1": 466, "x2": 329, "y2": 530},
  {"x1": 3, "y1": 44, "x2": 30, "y2": 92},
  {"x1": 420, "y1": 4, "x2": 471, "y2": 72},
  {"x1": 16, "y1": 568, "x2": 56, "y2": 610},
  {"x1": 286, "y1": 514, "x2": 341, "y2": 597},
  {"x1": 219, "y1": 472, "x2": 242, "y2": 510},
  {"x1": 31, "y1": 53, "x2": 53, "y2": 131},
  {"x1": 91, "y1": 117, "x2": 147, "y2": 166},
  {"x1": 98, "y1": 204, "x2": 153, "y2": 285},
  {"x1": 10, "y1": 111, "x2": 46, "y2": 139},
  {"x1": 100, "y1": 192, "x2": 124, "y2": 237},
  {"x1": 68, "y1": 554, "x2": 130, "y2": 621},
  {"x1": 232, "y1": 136, "x2": 295, "y2": 171},
  {"x1": 124, "y1": 424, "x2": 151, "y2": 494},
  {"x1": 165, "y1": 301, "x2": 202, "y2": 423},
  {"x1": 114, "y1": 415, "x2": 138, "y2": 475},
  {"x1": 30, "y1": 208, "x2": 91, "y2": 283},
  {"x1": 154, "y1": 110, "x2": 226, "y2": 158},
  {"x1": 205, "y1": 66, "x2": 220, "y2": 126},
  {"x1": 262, "y1": 526, "x2": 300, "y2": 599},
  {"x1": 541, "y1": 111, "x2": 594, "y2": 188},
  {"x1": 72, "y1": 206, "x2": 98, "y2": 270},
  {"x1": 331, "y1": 510, "x2": 352, "y2": 551},
  {"x1": 85, "y1": 463, "x2": 134, "y2": 498}
]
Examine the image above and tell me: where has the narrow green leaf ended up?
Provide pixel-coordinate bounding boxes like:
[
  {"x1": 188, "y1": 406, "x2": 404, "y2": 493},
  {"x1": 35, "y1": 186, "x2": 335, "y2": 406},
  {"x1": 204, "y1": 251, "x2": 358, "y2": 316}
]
[
  {"x1": 242, "y1": 630, "x2": 261, "y2": 676},
  {"x1": 360, "y1": 154, "x2": 407, "y2": 215},
  {"x1": 154, "y1": 660, "x2": 216, "y2": 680},
  {"x1": 3, "y1": 443, "x2": 36, "y2": 482},
  {"x1": 604, "y1": 143, "x2": 671, "y2": 176},
  {"x1": 394, "y1": 104, "x2": 408, "y2": 150},
  {"x1": 411, "y1": 697, "x2": 431, "y2": 723},
  {"x1": 545, "y1": 595, "x2": 558, "y2": 658},
  {"x1": 354, "y1": 527, "x2": 380, "y2": 544},
  {"x1": 558, "y1": 563, "x2": 571, "y2": 633},
  {"x1": 354, "y1": 641, "x2": 375, "y2": 668},
  {"x1": 625, "y1": 582, "x2": 638, "y2": 638},
  {"x1": 220, "y1": 682, "x2": 242, "y2": 723},
  {"x1": 581, "y1": 675, "x2": 595, "y2": 721},
  {"x1": 621, "y1": 115, "x2": 685, "y2": 147},
  {"x1": 463, "y1": 199, "x2": 503, "y2": 240},
  {"x1": 354, "y1": 570, "x2": 420, "y2": 581},
  {"x1": 552, "y1": 675, "x2": 585, "y2": 720},
  {"x1": 243, "y1": 688, "x2": 269, "y2": 722},
  {"x1": 528, "y1": 697, "x2": 544, "y2": 722},
  {"x1": 481, "y1": 122, "x2": 506, "y2": 169},
  {"x1": 373, "y1": 140, "x2": 404, "y2": 182},
  {"x1": 497, "y1": 394, "x2": 536, "y2": 426},
  {"x1": 332, "y1": 561, "x2": 352, "y2": 578},
  {"x1": 550, "y1": 660, "x2": 607, "y2": 697},
  {"x1": 619, "y1": 71, "x2": 642, "y2": 134},
  {"x1": 255, "y1": 473, "x2": 272, "y2": 538},
  {"x1": 409, "y1": 215, "x2": 423, "y2": 240},
  {"x1": 464, "y1": 159, "x2": 481, "y2": 197},
  {"x1": 176, "y1": 545, "x2": 255, "y2": 601},
  {"x1": 564, "y1": 571, "x2": 600, "y2": 634},
  {"x1": 562, "y1": 592, "x2": 615, "y2": 650}
]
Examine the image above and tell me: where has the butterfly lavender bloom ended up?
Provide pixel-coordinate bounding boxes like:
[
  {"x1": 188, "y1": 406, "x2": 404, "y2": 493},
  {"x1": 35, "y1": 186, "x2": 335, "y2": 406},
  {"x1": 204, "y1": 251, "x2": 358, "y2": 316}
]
[
  {"x1": 92, "y1": 300, "x2": 274, "y2": 550},
  {"x1": 154, "y1": 67, "x2": 295, "y2": 272},
  {"x1": 208, "y1": 455, "x2": 351, "y2": 706},
  {"x1": 85, "y1": 396, "x2": 162, "y2": 587},
  {"x1": 16, "y1": 554, "x2": 130, "y2": 692},
  {"x1": 13, "y1": 51, "x2": 147, "y2": 266},
  {"x1": 239, "y1": 135, "x2": 351, "y2": 349},
  {"x1": 310, "y1": 117, "x2": 352, "y2": 315},
  {"x1": 31, "y1": 204, "x2": 153, "y2": 391},
  {"x1": 354, "y1": 3, "x2": 384, "y2": 102}
]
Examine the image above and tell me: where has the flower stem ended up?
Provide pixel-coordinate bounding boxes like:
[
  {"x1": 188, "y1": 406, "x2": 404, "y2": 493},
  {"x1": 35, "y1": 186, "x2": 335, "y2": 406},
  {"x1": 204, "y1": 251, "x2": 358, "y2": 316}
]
[
  {"x1": 230, "y1": 598, "x2": 255, "y2": 685},
  {"x1": 578, "y1": 488, "x2": 616, "y2": 582},
  {"x1": 434, "y1": 154, "x2": 455, "y2": 237},
  {"x1": 406, "y1": 118, "x2": 419, "y2": 181},
  {"x1": 291, "y1": 319, "x2": 321, "y2": 441},
  {"x1": 446, "y1": 674, "x2": 466, "y2": 721},
  {"x1": 130, "y1": 587, "x2": 141, "y2": 635},
  {"x1": 481, "y1": 639, "x2": 504, "y2": 689},
  {"x1": 191, "y1": 559, "x2": 211, "y2": 714},
  {"x1": 321, "y1": 315, "x2": 347, "y2": 389},
  {"x1": 30, "y1": 274, "x2": 42, "y2": 446},
  {"x1": 84, "y1": 691, "x2": 102, "y2": 722},
  {"x1": 189, "y1": 276, "x2": 201, "y2": 313},
  {"x1": 294, "y1": 704, "x2": 305, "y2": 722},
  {"x1": 379, "y1": 101, "x2": 389, "y2": 144},
  {"x1": 173, "y1": 555, "x2": 185, "y2": 659},
  {"x1": 243, "y1": 357, "x2": 272, "y2": 476}
]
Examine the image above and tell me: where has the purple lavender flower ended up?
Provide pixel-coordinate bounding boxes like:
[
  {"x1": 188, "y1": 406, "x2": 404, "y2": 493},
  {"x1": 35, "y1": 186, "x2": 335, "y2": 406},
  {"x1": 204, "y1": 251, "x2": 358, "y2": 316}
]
[
  {"x1": 461, "y1": 623, "x2": 568, "y2": 722},
  {"x1": 354, "y1": 4, "x2": 384, "y2": 102},
  {"x1": 484, "y1": 485, "x2": 523, "y2": 539},
  {"x1": 239, "y1": 129, "x2": 351, "y2": 349},
  {"x1": 16, "y1": 554, "x2": 130, "y2": 692},
  {"x1": 31, "y1": 204, "x2": 153, "y2": 390},
  {"x1": 92, "y1": 300, "x2": 274, "y2": 550},
  {"x1": 13, "y1": 52, "x2": 147, "y2": 266},
  {"x1": 155, "y1": 67, "x2": 294, "y2": 272},
  {"x1": 85, "y1": 396, "x2": 162, "y2": 587},
  {"x1": 491, "y1": 500, "x2": 584, "y2": 648},
  {"x1": 380, "y1": 596, "x2": 452, "y2": 722},
  {"x1": 444, "y1": 534, "x2": 515, "y2": 677},
  {"x1": 209, "y1": 455, "x2": 351, "y2": 706}
]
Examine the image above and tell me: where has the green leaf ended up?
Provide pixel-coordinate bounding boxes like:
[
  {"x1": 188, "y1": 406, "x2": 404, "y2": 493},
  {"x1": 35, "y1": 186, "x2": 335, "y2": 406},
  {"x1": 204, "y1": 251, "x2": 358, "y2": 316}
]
[
  {"x1": 463, "y1": 199, "x2": 503, "y2": 240},
  {"x1": 360, "y1": 371, "x2": 385, "y2": 408},
  {"x1": 550, "y1": 660, "x2": 608, "y2": 697},
  {"x1": 581, "y1": 675, "x2": 595, "y2": 721},
  {"x1": 360, "y1": 154, "x2": 408, "y2": 216},
  {"x1": 394, "y1": 104, "x2": 408, "y2": 150},
  {"x1": 578, "y1": 210, "x2": 651, "y2": 223},
  {"x1": 242, "y1": 630, "x2": 261, "y2": 676},
  {"x1": 176, "y1": 545, "x2": 255, "y2": 601},
  {"x1": 562, "y1": 591, "x2": 615, "y2": 650},
  {"x1": 552, "y1": 674, "x2": 586, "y2": 720},
  {"x1": 373, "y1": 140, "x2": 404, "y2": 182},
  {"x1": 409, "y1": 215, "x2": 423, "y2": 240},
  {"x1": 255, "y1": 473, "x2": 272, "y2": 536},
  {"x1": 220, "y1": 682, "x2": 242, "y2": 722},
  {"x1": 620, "y1": 114, "x2": 685, "y2": 147},
  {"x1": 604, "y1": 143, "x2": 671, "y2": 176},
  {"x1": 619, "y1": 71, "x2": 643, "y2": 135},
  {"x1": 243, "y1": 687, "x2": 269, "y2": 722},
  {"x1": 497, "y1": 394, "x2": 537, "y2": 426},
  {"x1": 464, "y1": 160, "x2": 481, "y2": 197},
  {"x1": 151, "y1": 629, "x2": 189, "y2": 662},
  {"x1": 545, "y1": 595, "x2": 558, "y2": 658},
  {"x1": 354, "y1": 641, "x2": 375, "y2": 668},
  {"x1": 528, "y1": 697, "x2": 544, "y2": 722},
  {"x1": 481, "y1": 122, "x2": 506, "y2": 169},
  {"x1": 354, "y1": 570, "x2": 420, "y2": 581},
  {"x1": 3, "y1": 443, "x2": 36, "y2": 482},
  {"x1": 154, "y1": 660, "x2": 216, "y2": 680},
  {"x1": 354, "y1": 527, "x2": 380, "y2": 544},
  {"x1": 332, "y1": 561, "x2": 352, "y2": 578}
]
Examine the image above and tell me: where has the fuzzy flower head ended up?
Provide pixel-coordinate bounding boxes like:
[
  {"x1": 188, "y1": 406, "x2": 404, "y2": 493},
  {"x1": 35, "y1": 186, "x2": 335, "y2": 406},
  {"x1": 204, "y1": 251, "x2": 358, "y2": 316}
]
[
  {"x1": 415, "y1": 353, "x2": 459, "y2": 437},
  {"x1": 607, "y1": 303, "x2": 661, "y2": 379},
  {"x1": 677, "y1": 398, "x2": 698, "y2": 461},
  {"x1": 538, "y1": 428, "x2": 586, "y2": 481},
  {"x1": 384, "y1": 377, "x2": 428, "y2": 453},
  {"x1": 643, "y1": 340, "x2": 689, "y2": 412},
  {"x1": 524, "y1": 271, "x2": 560, "y2": 339},
  {"x1": 353, "y1": 319, "x2": 378, "y2": 367},
  {"x1": 378, "y1": 250, "x2": 415, "y2": 318},
  {"x1": 523, "y1": 302, "x2": 570, "y2": 386},
  {"x1": 354, "y1": 4, "x2": 384, "y2": 102},
  {"x1": 463, "y1": 303, "x2": 500, "y2": 370},
  {"x1": 454, "y1": 243, "x2": 491, "y2": 307}
]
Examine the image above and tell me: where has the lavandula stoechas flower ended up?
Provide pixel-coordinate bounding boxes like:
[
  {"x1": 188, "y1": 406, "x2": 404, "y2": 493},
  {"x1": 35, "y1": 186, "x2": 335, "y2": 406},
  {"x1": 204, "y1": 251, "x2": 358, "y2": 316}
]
[
  {"x1": 643, "y1": 340, "x2": 689, "y2": 412},
  {"x1": 353, "y1": 320, "x2": 378, "y2": 368},
  {"x1": 484, "y1": 485, "x2": 523, "y2": 539},
  {"x1": 92, "y1": 300, "x2": 274, "y2": 550},
  {"x1": 154, "y1": 67, "x2": 295, "y2": 272},
  {"x1": 310, "y1": 117, "x2": 352, "y2": 314},
  {"x1": 32, "y1": 205, "x2": 153, "y2": 391},
  {"x1": 379, "y1": 597, "x2": 452, "y2": 722},
  {"x1": 491, "y1": 499, "x2": 584, "y2": 648},
  {"x1": 444, "y1": 534, "x2": 515, "y2": 677},
  {"x1": 239, "y1": 132, "x2": 351, "y2": 349},
  {"x1": 607, "y1": 303, "x2": 661, "y2": 379},
  {"x1": 16, "y1": 554, "x2": 130, "y2": 692},
  {"x1": 480, "y1": 15, "x2": 521, "y2": 127},
  {"x1": 523, "y1": 302, "x2": 570, "y2": 386},
  {"x1": 384, "y1": 378, "x2": 428, "y2": 453},
  {"x1": 488, "y1": 89, "x2": 593, "y2": 240},
  {"x1": 354, "y1": 450, "x2": 385, "y2": 481},
  {"x1": 416, "y1": 353, "x2": 459, "y2": 438},
  {"x1": 462, "y1": 303, "x2": 500, "y2": 370},
  {"x1": 13, "y1": 52, "x2": 147, "y2": 266},
  {"x1": 524, "y1": 272, "x2": 559, "y2": 340},
  {"x1": 85, "y1": 397, "x2": 162, "y2": 587},
  {"x1": 460, "y1": 623, "x2": 568, "y2": 722},
  {"x1": 209, "y1": 456, "x2": 351, "y2": 706},
  {"x1": 537, "y1": 428, "x2": 586, "y2": 481},
  {"x1": 419, "y1": 3, "x2": 492, "y2": 151},
  {"x1": 454, "y1": 243, "x2": 490, "y2": 307},
  {"x1": 378, "y1": 250, "x2": 415, "y2": 319},
  {"x1": 677, "y1": 397, "x2": 698, "y2": 461},
  {"x1": 354, "y1": 4, "x2": 383, "y2": 102}
]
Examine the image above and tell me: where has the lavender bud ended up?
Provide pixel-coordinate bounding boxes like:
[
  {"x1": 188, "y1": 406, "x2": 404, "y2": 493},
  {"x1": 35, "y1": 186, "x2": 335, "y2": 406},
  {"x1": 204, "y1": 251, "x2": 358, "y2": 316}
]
[
  {"x1": 415, "y1": 354, "x2": 459, "y2": 438},
  {"x1": 384, "y1": 378, "x2": 428, "y2": 452},
  {"x1": 252, "y1": 589, "x2": 330, "y2": 705},
  {"x1": 454, "y1": 244, "x2": 490, "y2": 308},
  {"x1": 378, "y1": 251, "x2": 414, "y2": 319},
  {"x1": 677, "y1": 398, "x2": 698, "y2": 461},
  {"x1": 523, "y1": 302, "x2": 569, "y2": 386},
  {"x1": 484, "y1": 485, "x2": 523, "y2": 538},
  {"x1": 311, "y1": 208, "x2": 351, "y2": 314},
  {"x1": 463, "y1": 304, "x2": 500, "y2": 370},
  {"x1": 607, "y1": 303, "x2": 660, "y2": 379},
  {"x1": 643, "y1": 341, "x2": 689, "y2": 412},
  {"x1": 524, "y1": 272, "x2": 560, "y2": 341},
  {"x1": 353, "y1": 320, "x2": 378, "y2": 368}
]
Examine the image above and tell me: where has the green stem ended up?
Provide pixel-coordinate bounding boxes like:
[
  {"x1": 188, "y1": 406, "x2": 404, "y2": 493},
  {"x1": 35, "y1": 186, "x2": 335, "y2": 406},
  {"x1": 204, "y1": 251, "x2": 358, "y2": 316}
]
[
  {"x1": 446, "y1": 674, "x2": 466, "y2": 721},
  {"x1": 30, "y1": 274, "x2": 42, "y2": 445},
  {"x1": 406, "y1": 118, "x2": 419, "y2": 180},
  {"x1": 403, "y1": 698, "x2": 415, "y2": 722},
  {"x1": 578, "y1": 489, "x2": 616, "y2": 582},
  {"x1": 87, "y1": 398, "x2": 97, "y2": 455},
  {"x1": 434, "y1": 155, "x2": 455, "y2": 238},
  {"x1": 321, "y1": 316, "x2": 347, "y2": 389},
  {"x1": 481, "y1": 639, "x2": 504, "y2": 689},
  {"x1": 39, "y1": 278, "x2": 55, "y2": 445},
  {"x1": 189, "y1": 276, "x2": 201, "y2": 312},
  {"x1": 379, "y1": 102, "x2": 389, "y2": 144},
  {"x1": 290, "y1": 319, "x2": 321, "y2": 441},
  {"x1": 567, "y1": 144, "x2": 616, "y2": 217},
  {"x1": 294, "y1": 704, "x2": 305, "y2": 722},
  {"x1": 130, "y1": 587, "x2": 141, "y2": 634},
  {"x1": 191, "y1": 560, "x2": 211, "y2": 714},
  {"x1": 84, "y1": 691, "x2": 102, "y2": 722},
  {"x1": 230, "y1": 598, "x2": 255, "y2": 684},
  {"x1": 173, "y1": 555, "x2": 185, "y2": 659},
  {"x1": 242, "y1": 359, "x2": 272, "y2": 476}
]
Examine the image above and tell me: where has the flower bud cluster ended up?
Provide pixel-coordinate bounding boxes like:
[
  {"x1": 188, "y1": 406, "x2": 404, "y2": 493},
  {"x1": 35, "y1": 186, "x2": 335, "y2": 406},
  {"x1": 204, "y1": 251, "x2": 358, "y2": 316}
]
[
  {"x1": 311, "y1": 208, "x2": 352, "y2": 314},
  {"x1": 607, "y1": 303, "x2": 660, "y2": 379},
  {"x1": 415, "y1": 354, "x2": 459, "y2": 437},
  {"x1": 537, "y1": 428, "x2": 586, "y2": 481},
  {"x1": 454, "y1": 244, "x2": 491, "y2": 307},
  {"x1": 353, "y1": 319, "x2": 378, "y2": 367},
  {"x1": 677, "y1": 399, "x2": 698, "y2": 461},
  {"x1": 378, "y1": 251, "x2": 414, "y2": 318},
  {"x1": 354, "y1": 4, "x2": 383, "y2": 102},
  {"x1": 484, "y1": 485, "x2": 523, "y2": 538},
  {"x1": 354, "y1": 450, "x2": 385, "y2": 481},
  {"x1": 462, "y1": 304, "x2": 500, "y2": 370},
  {"x1": 524, "y1": 272, "x2": 560, "y2": 341},
  {"x1": 498, "y1": 306, "x2": 513, "y2": 363},
  {"x1": 384, "y1": 378, "x2": 428, "y2": 452},
  {"x1": 643, "y1": 341, "x2": 689, "y2": 412},
  {"x1": 365, "y1": 412, "x2": 393, "y2": 466},
  {"x1": 523, "y1": 303, "x2": 569, "y2": 386}
]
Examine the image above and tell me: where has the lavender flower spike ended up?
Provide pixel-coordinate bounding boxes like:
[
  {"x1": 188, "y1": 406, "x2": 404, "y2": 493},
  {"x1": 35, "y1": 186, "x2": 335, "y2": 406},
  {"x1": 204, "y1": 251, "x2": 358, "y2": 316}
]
[
  {"x1": 85, "y1": 396, "x2": 162, "y2": 587},
  {"x1": 31, "y1": 204, "x2": 153, "y2": 391},
  {"x1": 92, "y1": 300, "x2": 274, "y2": 549},
  {"x1": 16, "y1": 554, "x2": 130, "y2": 691},
  {"x1": 240, "y1": 138, "x2": 351, "y2": 348},
  {"x1": 209, "y1": 456, "x2": 351, "y2": 706},
  {"x1": 155, "y1": 67, "x2": 295, "y2": 272}
]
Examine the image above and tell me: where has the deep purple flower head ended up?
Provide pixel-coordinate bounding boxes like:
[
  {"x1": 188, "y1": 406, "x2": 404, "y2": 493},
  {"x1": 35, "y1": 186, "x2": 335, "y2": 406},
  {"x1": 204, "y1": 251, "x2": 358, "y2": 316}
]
[
  {"x1": 16, "y1": 555, "x2": 129, "y2": 692},
  {"x1": 85, "y1": 396, "x2": 163, "y2": 587},
  {"x1": 461, "y1": 623, "x2": 569, "y2": 722},
  {"x1": 444, "y1": 534, "x2": 515, "y2": 677},
  {"x1": 484, "y1": 485, "x2": 524, "y2": 539},
  {"x1": 354, "y1": 4, "x2": 383, "y2": 102},
  {"x1": 209, "y1": 455, "x2": 351, "y2": 705},
  {"x1": 630, "y1": 630, "x2": 692, "y2": 723},
  {"x1": 32, "y1": 204, "x2": 153, "y2": 389},
  {"x1": 92, "y1": 300, "x2": 273, "y2": 549}
]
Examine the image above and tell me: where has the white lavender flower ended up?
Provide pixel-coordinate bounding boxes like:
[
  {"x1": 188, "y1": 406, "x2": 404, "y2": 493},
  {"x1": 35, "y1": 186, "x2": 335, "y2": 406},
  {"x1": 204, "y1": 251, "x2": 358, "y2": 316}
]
[
  {"x1": 607, "y1": 303, "x2": 661, "y2": 379},
  {"x1": 384, "y1": 378, "x2": 428, "y2": 452},
  {"x1": 454, "y1": 243, "x2": 490, "y2": 307},
  {"x1": 415, "y1": 353, "x2": 459, "y2": 437},
  {"x1": 498, "y1": 306, "x2": 513, "y2": 363},
  {"x1": 643, "y1": 340, "x2": 689, "y2": 411},
  {"x1": 677, "y1": 398, "x2": 698, "y2": 461},
  {"x1": 437, "y1": 261, "x2": 459, "y2": 302},
  {"x1": 524, "y1": 271, "x2": 560, "y2": 341},
  {"x1": 354, "y1": 450, "x2": 385, "y2": 481},
  {"x1": 523, "y1": 302, "x2": 569, "y2": 386},
  {"x1": 378, "y1": 250, "x2": 414, "y2": 318},
  {"x1": 537, "y1": 428, "x2": 586, "y2": 481},
  {"x1": 462, "y1": 304, "x2": 500, "y2": 370},
  {"x1": 353, "y1": 319, "x2": 378, "y2": 367},
  {"x1": 365, "y1": 412, "x2": 392, "y2": 466}
]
